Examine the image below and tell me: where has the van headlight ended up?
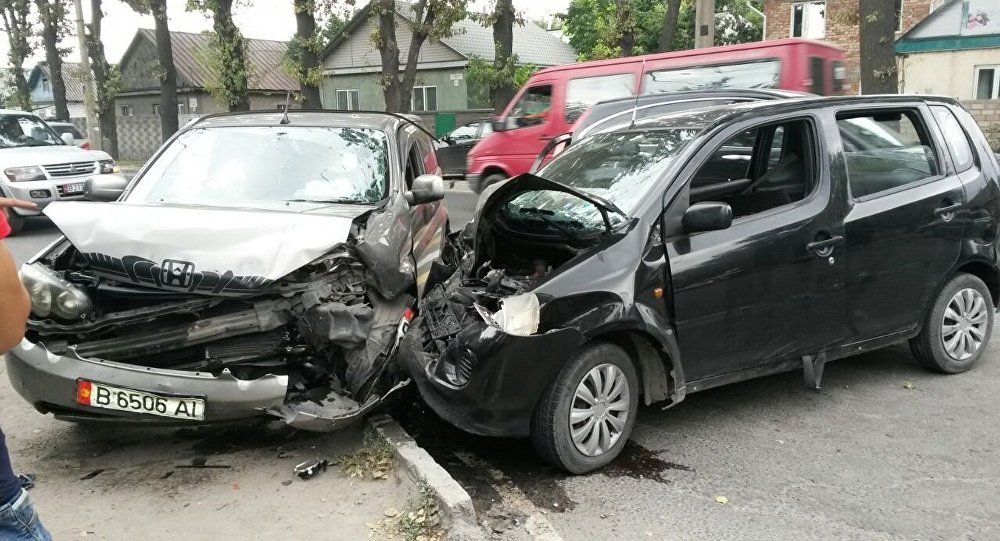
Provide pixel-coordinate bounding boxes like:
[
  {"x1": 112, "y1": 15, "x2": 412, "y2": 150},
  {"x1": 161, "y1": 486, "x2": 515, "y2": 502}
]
[
  {"x1": 19, "y1": 264, "x2": 92, "y2": 320},
  {"x1": 491, "y1": 293, "x2": 540, "y2": 336}
]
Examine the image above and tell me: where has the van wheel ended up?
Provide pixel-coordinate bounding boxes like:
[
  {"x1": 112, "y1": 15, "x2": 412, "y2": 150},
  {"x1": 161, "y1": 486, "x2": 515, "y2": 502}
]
[
  {"x1": 531, "y1": 342, "x2": 639, "y2": 474},
  {"x1": 3, "y1": 208, "x2": 24, "y2": 236},
  {"x1": 910, "y1": 273, "x2": 994, "y2": 374},
  {"x1": 479, "y1": 173, "x2": 506, "y2": 193}
]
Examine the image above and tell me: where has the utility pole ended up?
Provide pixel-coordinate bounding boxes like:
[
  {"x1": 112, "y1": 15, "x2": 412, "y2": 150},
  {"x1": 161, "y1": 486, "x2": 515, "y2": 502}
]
[
  {"x1": 72, "y1": 0, "x2": 101, "y2": 150},
  {"x1": 695, "y1": 0, "x2": 715, "y2": 48}
]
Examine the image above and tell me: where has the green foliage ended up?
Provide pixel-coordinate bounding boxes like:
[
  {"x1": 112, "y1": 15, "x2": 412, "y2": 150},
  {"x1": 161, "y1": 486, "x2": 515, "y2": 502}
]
[
  {"x1": 193, "y1": 31, "x2": 254, "y2": 108},
  {"x1": 0, "y1": 0, "x2": 32, "y2": 110},
  {"x1": 187, "y1": 0, "x2": 251, "y2": 109},
  {"x1": 466, "y1": 55, "x2": 537, "y2": 105}
]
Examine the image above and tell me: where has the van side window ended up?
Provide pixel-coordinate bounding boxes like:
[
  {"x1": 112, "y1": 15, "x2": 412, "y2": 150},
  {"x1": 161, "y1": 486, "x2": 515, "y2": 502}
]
[
  {"x1": 837, "y1": 110, "x2": 939, "y2": 199},
  {"x1": 931, "y1": 106, "x2": 975, "y2": 172},
  {"x1": 509, "y1": 85, "x2": 553, "y2": 128},
  {"x1": 642, "y1": 60, "x2": 781, "y2": 94},
  {"x1": 690, "y1": 119, "x2": 816, "y2": 219},
  {"x1": 564, "y1": 73, "x2": 635, "y2": 124}
]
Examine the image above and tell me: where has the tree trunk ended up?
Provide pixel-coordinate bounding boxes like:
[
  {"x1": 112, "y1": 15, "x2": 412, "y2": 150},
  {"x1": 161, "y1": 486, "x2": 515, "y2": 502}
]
[
  {"x1": 1, "y1": 5, "x2": 32, "y2": 111},
  {"x1": 11, "y1": 71, "x2": 30, "y2": 111},
  {"x1": 616, "y1": 0, "x2": 634, "y2": 57},
  {"x1": 214, "y1": 0, "x2": 251, "y2": 111},
  {"x1": 376, "y1": 0, "x2": 402, "y2": 112},
  {"x1": 658, "y1": 0, "x2": 681, "y2": 52},
  {"x1": 293, "y1": 0, "x2": 322, "y2": 108},
  {"x1": 859, "y1": 0, "x2": 898, "y2": 94},
  {"x1": 87, "y1": 0, "x2": 118, "y2": 157},
  {"x1": 37, "y1": 1, "x2": 69, "y2": 120},
  {"x1": 400, "y1": 0, "x2": 432, "y2": 113},
  {"x1": 492, "y1": 0, "x2": 515, "y2": 113},
  {"x1": 152, "y1": 0, "x2": 179, "y2": 139}
]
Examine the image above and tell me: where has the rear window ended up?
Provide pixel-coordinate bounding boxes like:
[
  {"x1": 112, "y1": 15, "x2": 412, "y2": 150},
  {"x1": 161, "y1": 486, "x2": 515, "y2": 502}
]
[
  {"x1": 931, "y1": 106, "x2": 975, "y2": 172},
  {"x1": 51, "y1": 125, "x2": 84, "y2": 138},
  {"x1": 642, "y1": 59, "x2": 781, "y2": 94},
  {"x1": 564, "y1": 73, "x2": 635, "y2": 124},
  {"x1": 838, "y1": 110, "x2": 939, "y2": 199}
]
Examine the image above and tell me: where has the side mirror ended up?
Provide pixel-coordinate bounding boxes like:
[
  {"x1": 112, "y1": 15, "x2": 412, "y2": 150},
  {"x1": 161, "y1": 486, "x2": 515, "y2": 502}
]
[
  {"x1": 84, "y1": 174, "x2": 129, "y2": 202},
  {"x1": 491, "y1": 117, "x2": 518, "y2": 132},
  {"x1": 682, "y1": 202, "x2": 733, "y2": 233},
  {"x1": 404, "y1": 174, "x2": 445, "y2": 206},
  {"x1": 60, "y1": 132, "x2": 75, "y2": 145}
]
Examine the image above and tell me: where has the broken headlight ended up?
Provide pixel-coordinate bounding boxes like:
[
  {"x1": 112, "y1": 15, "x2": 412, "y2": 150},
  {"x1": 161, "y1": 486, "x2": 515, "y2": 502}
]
[
  {"x1": 491, "y1": 292, "x2": 540, "y2": 336},
  {"x1": 19, "y1": 264, "x2": 92, "y2": 320}
]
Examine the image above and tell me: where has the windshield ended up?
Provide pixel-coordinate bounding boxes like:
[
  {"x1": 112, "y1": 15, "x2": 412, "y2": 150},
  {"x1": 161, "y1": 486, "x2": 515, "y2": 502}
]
[
  {"x1": 129, "y1": 126, "x2": 389, "y2": 206},
  {"x1": 0, "y1": 114, "x2": 64, "y2": 148}
]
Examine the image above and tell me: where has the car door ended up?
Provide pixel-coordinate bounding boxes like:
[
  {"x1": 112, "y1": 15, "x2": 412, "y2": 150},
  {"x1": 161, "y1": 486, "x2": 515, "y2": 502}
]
[
  {"x1": 405, "y1": 132, "x2": 448, "y2": 298},
  {"x1": 665, "y1": 114, "x2": 847, "y2": 382},
  {"x1": 437, "y1": 122, "x2": 480, "y2": 176},
  {"x1": 839, "y1": 105, "x2": 967, "y2": 340}
]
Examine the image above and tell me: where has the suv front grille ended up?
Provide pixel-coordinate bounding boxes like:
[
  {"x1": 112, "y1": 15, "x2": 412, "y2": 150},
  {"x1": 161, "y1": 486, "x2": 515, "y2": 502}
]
[{"x1": 43, "y1": 161, "x2": 96, "y2": 178}]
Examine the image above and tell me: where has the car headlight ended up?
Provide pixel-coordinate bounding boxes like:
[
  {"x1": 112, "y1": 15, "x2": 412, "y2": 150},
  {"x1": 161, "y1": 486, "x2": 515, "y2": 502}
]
[
  {"x1": 4, "y1": 166, "x2": 46, "y2": 182},
  {"x1": 491, "y1": 293, "x2": 540, "y2": 336},
  {"x1": 98, "y1": 159, "x2": 119, "y2": 174},
  {"x1": 19, "y1": 264, "x2": 92, "y2": 320}
]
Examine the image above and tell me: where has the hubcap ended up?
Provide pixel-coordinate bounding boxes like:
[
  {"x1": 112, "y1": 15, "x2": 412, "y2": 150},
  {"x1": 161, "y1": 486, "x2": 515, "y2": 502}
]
[
  {"x1": 942, "y1": 288, "x2": 989, "y2": 361},
  {"x1": 570, "y1": 363, "x2": 630, "y2": 457}
]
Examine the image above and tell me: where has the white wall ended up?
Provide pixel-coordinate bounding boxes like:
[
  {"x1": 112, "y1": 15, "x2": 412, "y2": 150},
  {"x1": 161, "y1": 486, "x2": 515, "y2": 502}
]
[{"x1": 900, "y1": 48, "x2": 1000, "y2": 99}]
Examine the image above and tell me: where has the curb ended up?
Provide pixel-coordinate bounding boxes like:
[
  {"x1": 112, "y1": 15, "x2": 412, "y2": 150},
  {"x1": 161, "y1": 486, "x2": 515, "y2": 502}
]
[{"x1": 367, "y1": 414, "x2": 486, "y2": 541}]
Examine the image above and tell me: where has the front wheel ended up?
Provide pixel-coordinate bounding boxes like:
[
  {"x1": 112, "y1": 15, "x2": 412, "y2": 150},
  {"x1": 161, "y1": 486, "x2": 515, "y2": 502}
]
[
  {"x1": 910, "y1": 273, "x2": 994, "y2": 373},
  {"x1": 531, "y1": 342, "x2": 639, "y2": 474}
]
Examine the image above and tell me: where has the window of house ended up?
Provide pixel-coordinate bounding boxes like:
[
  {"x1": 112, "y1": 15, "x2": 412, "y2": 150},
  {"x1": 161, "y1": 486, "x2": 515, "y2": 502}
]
[
  {"x1": 121, "y1": 104, "x2": 134, "y2": 117},
  {"x1": 975, "y1": 66, "x2": 999, "y2": 99},
  {"x1": 411, "y1": 86, "x2": 438, "y2": 112},
  {"x1": 931, "y1": 105, "x2": 975, "y2": 172},
  {"x1": 564, "y1": 73, "x2": 635, "y2": 123},
  {"x1": 837, "y1": 110, "x2": 939, "y2": 199},
  {"x1": 153, "y1": 103, "x2": 160, "y2": 115},
  {"x1": 689, "y1": 119, "x2": 816, "y2": 219},
  {"x1": 336, "y1": 89, "x2": 360, "y2": 111},
  {"x1": 178, "y1": 102, "x2": 187, "y2": 114},
  {"x1": 791, "y1": 1, "x2": 826, "y2": 38},
  {"x1": 509, "y1": 85, "x2": 553, "y2": 128},
  {"x1": 42, "y1": 79, "x2": 50, "y2": 93},
  {"x1": 643, "y1": 60, "x2": 782, "y2": 94}
]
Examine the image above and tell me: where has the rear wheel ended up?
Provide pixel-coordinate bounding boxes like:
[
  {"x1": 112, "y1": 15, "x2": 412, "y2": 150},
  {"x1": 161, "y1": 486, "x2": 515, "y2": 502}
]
[
  {"x1": 3, "y1": 207, "x2": 24, "y2": 236},
  {"x1": 478, "y1": 173, "x2": 506, "y2": 194},
  {"x1": 910, "y1": 273, "x2": 994, "y2": 373},
  {"x1": 531, "y1": 342, "x2": 639, "y2": 474}
]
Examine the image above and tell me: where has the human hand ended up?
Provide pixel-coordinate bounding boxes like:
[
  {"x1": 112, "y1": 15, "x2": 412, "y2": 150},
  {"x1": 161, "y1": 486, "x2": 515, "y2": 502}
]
[{"x1": 0, "y1": 197, "x2": 38, "y2": 210}]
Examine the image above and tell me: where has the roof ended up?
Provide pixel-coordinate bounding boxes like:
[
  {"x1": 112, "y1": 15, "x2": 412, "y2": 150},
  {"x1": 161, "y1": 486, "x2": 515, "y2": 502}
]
[
  {"x1": 125, "y1": 29, "x2": 299, "y2": 92},
  {"x1": 323, "y1": 2, "x2": 576, "y2": 66},
  {"x1": 897, "y1": 0, "x2": 1000, "y2": 52},
  {"x1": 27, "y1": 62, "x2": 87, "y2": 102},
  {"x1": 190, "y1": 110, "x2": 420, "y2": 131},
  {"x1": 0, "y1": 109, "x2": 42, "y2": 116}
]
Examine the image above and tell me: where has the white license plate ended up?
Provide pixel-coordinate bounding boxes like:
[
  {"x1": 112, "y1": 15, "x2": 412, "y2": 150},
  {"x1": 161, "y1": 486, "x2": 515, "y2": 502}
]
[
  {"x1": 62, "y1": 183, "x2": 85, "y2": 195},
  {"x1": 76, "y1": 380, "x2": 205, "y2": 420}
]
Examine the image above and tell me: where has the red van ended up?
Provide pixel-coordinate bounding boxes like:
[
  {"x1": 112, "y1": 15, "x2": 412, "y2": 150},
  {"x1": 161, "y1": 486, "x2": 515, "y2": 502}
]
[{"x1": 466, "y1": 38, "x2": 846, "y2": 193}]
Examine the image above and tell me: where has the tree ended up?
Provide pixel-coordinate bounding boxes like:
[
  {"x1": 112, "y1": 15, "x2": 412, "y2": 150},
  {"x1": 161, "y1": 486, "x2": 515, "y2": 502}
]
[
  {"x1": 86, "y1": 0, "x2": 121, "y2": 157},
  {"x1": 370, "y1": 0, "x2": 468, "y2": 113},
  {"x1": 658, "y1": 0, "x2": 681, "y2": 51},
  {"x1": 564, "y1": 0, "x2": 664, "y2": 60},
  {"x1": 466, "y1": 56, "x2": 535, "y2": 110},
  {"x1": 123, "y1": 0, "x2": 179, "y2": 139},
  {"x1": 714, "y1": 1, "x2": 762, "y2": 45},
  {"x1": 287, "y1": 0, "x2": 323, "y2": 108},
  {"x1": 319, "y1": 10, "x2": 348, "y2": 44},
  {"x1": 188, "y1": 0, "x2": 251, "y2": 111},
  {"x1": 858, "y1": 0, "x2": 898, "y2": 94},
  {"x1": 615, "y1": 0, "x2": 635, "y2": 57},
  {"x1": 0, "y1": 0, "x2": 32, "y2": 111},
  {"x1": 468, "y1": 0, "x2": 519, "y2": 112},
  {"x1": 34, "y1": 0, "x2": 71, "y2": 120}
]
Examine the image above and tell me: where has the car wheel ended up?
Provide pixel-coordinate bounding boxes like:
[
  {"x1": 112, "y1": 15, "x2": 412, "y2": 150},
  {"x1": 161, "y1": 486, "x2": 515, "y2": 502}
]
[
  {"x1": 478, "y1": 173, "x2": 506, "y2": 194},
  {"x1": 3, "y1": 207, "x2": 24, "y2": 236},
  {"x1": 531, "y1": 342, "x2": 639, "y2": 474},
  {"x1": 910, "y1": 273, "x2": 994, "y2": 374}
]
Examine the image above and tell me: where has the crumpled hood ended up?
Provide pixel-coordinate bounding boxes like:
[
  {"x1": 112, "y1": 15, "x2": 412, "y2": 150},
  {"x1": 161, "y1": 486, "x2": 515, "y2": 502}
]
[
  {"x1": 0, "y1": 145, "x2": 110, "y2": 167},
  {"x1": 45, "y1": 202, "x2": 366, "y2": 294}
]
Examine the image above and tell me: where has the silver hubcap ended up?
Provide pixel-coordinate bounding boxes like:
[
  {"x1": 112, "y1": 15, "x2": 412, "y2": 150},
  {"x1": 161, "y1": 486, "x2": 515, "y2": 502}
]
[
  {"x1": 942, "y1": 288, "x2": 989, "y2": 361},
  {"x1": 570, "y1": 363, "x2": 630, "y2": 457}
]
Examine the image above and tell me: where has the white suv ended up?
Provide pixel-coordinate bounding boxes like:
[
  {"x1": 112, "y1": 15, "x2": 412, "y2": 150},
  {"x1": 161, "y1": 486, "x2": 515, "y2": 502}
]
[{"x1": 0, "y1": 110, "x2": 115, "y2": 235}]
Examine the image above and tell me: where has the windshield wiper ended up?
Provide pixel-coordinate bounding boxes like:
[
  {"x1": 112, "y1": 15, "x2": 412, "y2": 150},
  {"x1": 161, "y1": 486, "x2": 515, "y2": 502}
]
[{"x1": 284, "y1": 198, "x2": 370, "y2": 205}]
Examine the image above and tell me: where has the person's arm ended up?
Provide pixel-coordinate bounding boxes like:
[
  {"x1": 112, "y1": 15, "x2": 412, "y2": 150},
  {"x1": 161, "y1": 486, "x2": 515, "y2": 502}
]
[{"x1": 0, "y1": 241, "x2": 29, "y2": 352}]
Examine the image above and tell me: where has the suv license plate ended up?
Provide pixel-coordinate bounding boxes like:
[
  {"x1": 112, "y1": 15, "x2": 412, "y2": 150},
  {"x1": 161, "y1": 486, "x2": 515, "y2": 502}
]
[
  {"x1": 62, "y1": 183, "x2": 85, "y2": 195},
  {"x1": 76, "y1": 380, "x2": 205, "y2": 420}
]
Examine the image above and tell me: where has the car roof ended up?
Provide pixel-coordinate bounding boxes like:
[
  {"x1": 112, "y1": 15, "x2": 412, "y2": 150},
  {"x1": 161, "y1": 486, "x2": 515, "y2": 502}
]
[
  {"x1": 190, "y1": 110, "x2": 421, "y2": 132},
  {"x1": 46, "y1": 121, "x2": 74, "y2": 126},
  {"x1": 0, "y1": 109, "x2": 40, "y2": 117}
]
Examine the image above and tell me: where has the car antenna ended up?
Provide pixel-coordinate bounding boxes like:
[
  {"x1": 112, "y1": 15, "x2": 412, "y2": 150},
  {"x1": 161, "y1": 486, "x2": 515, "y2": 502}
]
[
  {"x1": 628, "y1": 58, "x2": 646, "y2": 130},
  {"x1": 280, "y1": 91, "x2": 291, "y2": 125}
]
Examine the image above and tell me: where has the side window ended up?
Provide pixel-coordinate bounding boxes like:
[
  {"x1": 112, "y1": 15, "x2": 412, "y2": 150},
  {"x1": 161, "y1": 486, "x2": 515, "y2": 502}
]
[
  {"x1": 564, "y1": 73, "x2": 635, "y2": 124},
  {"x1": 405, "y1": 146, "x2": 422, "y2": 189},
  {"x1": 448, "y1": 123, "x2": 479, "y2": 141},
  {"x1": 643, "y1": 60, "x2": 781, "y2": 94},
  {"x1": 690, "y1": 119, "x2": 815, "y2": 219},
  {"x1": 837, "y1": 110, "x2": 939, "y2": 199},
  {"x1": 809, "y1": 56, "x2": 825, "y2": 95},
  {"x1": 414, "y1": 135, "x2": 439, "y2": 176},
  {"x1": 509, "y1": 85, "x2": 552, "y2": 128},
  {"x1": 931, "y1": 106, "x2": 975, "y2": 172},
  {"x1": 479, "y1": 121, "x2": 493, "y2": 137}
]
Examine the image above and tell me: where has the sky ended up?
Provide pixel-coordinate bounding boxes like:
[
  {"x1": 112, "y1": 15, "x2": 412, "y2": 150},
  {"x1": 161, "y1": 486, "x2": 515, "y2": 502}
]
[{"x1": 1, "y1": 0, "x2": 571, "y2": 69}]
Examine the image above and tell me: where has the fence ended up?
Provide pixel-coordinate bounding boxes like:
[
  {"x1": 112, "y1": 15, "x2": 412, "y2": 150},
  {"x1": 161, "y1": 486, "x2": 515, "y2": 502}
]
[{"x1": 962, "y1": 100, "x2": 1000, "y2": 151}]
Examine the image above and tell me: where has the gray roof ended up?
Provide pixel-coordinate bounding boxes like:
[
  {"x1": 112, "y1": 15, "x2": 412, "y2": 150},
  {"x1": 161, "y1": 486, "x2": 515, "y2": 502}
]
[
  {"x1": 30, "y1": 62, "x2": 86, "y2": 102},
  {"x1": 132, "y1": 29, "x2": 299, "y2": 92}
]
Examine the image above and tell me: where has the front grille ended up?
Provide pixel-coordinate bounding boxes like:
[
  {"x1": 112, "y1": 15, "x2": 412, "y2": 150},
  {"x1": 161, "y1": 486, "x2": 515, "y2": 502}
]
[{"x1": 43, "y1": 161, "x2": 96, "y2": 178}]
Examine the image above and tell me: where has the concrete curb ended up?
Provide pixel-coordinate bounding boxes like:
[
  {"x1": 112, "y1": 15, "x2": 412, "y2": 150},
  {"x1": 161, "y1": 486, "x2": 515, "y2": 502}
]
[{"x1": 367, "y1": 414, "x2": 486, "y2": 541}]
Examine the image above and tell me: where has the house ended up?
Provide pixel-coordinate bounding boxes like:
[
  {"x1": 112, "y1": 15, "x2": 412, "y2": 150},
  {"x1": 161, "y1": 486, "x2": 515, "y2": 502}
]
[
  {"x1": 115, "y1": 29, "x2": 300, "y2": 119},
  {"x1": 27, "y1": 62, "x2": 86, "y2": 119},
  {"x1": 762, "y1": 0, "x2": 947, "y2": 93},
  {"x1": 320, "y1": 3, "x2": 577, "y2": 118}
]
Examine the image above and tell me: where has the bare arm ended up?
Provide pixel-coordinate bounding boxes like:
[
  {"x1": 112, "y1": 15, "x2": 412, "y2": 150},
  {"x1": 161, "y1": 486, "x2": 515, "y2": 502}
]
[{"x1": 0, "y1": 240, "x2": 29, "y2": 352}]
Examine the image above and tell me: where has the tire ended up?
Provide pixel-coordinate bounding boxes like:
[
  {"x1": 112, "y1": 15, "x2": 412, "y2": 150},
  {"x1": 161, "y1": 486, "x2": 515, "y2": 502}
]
[
  {"x1": 531, "y1": 342, "x2": 639, "y2": 474},
  {"x1": 910, "y1": 273, "x2": 994, "y2": 374},
  {"x1": 3, "y1": 207, "x2": 24, "y2": 236},
  {"x1": 478, "y1": 173, "x2": 506, "y2": 194}
]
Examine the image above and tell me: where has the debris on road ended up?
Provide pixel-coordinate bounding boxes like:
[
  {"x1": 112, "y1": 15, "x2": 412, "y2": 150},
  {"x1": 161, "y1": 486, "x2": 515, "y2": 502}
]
[
  {"x1": 715, "y1": 495, "x2": 729, "y2": 505},
  {"x1": 293, "y1": 458, "x2": 329, "y2": 480},
  {"x1": 17, "y1": 473, "x2": 36, "y2": 490}
]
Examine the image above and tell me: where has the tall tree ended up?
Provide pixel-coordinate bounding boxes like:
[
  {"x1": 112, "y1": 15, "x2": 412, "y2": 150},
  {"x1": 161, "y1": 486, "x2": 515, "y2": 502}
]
[
  {"x1": 614, "y1": 0, "x2": 635, "y2": 56},
  {"x1": 858, "y1": 0, "x2": 898, "y2": 94},
  {"x1": 658, "y1": 0, "x2": 681, "y2": 51},
  {"x1": 371, "y1": 0, "x2": 468, "y2": 113},
  {"x1": 469, "y1": 0, "x2": 518, "y2": 112},
  {"x1": 123, "y1": 0, "x2": 179, "y2": 139},
  {"x1": 86, "y1": 0, "x2": 120, "y2": 156},
  {"x1": 286, "y1": 0, "x2": 323, "y2": 108},
  {"x1": 0, "y1": 0, "x2": 32, "y2": 111},
  {"x1": 188, "y1": 0, "x2": 251, "y2": 111},
  {"x1": 34, "y1": 0, "x2": 71, "y2": 120}
]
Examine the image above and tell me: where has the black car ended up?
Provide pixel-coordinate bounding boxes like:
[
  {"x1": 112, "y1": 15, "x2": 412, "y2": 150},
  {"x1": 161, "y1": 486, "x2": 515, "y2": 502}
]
[
  {"x1": 436, "y1": 119, "x2": 492, "y2": 177},
  {"x1": 400, "y1": 95, "x2": 1000, "y2": 473}
]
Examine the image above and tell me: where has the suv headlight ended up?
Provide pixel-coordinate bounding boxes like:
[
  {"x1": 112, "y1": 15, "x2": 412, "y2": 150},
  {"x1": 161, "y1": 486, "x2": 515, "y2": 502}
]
[
  {"x1": 4, "y1": 166, "x2": 46, "y2": 182},
  {"x1": 98, "y1": 159, "x2": 118, "y2": 174},
  {"x1": 19, "y1": 264, "x2": 92, "y2": 320},
  {"x1": 491, "y1": 293, "x2": 540, "y2": 336}
]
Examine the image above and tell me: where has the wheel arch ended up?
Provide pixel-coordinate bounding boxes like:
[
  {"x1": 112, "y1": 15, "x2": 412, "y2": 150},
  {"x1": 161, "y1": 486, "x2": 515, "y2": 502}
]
[
  {"x1": 955, "y1": 260, "x2": 1000, "y2": 306},
  {"x1": 589, "y1": 328, "x2": 685, "y2": 407}
]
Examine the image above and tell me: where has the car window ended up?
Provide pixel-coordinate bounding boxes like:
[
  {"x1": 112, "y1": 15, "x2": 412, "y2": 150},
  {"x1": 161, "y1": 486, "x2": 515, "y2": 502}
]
[
  {"x1": 449, "y1": 123, "x2": 479, "y2": 141},
  {"x1": 690, "y1": 119, "x2": 815, "y2": 219},
  {"x1": 837, "y1": 110, "x2": 939, "y2": 199},
  {"x1": 51, "y1": 125, "x2": 83, "y2": 138},
  {"x1": 642, "y1": 60, "x2": 781, "y2": 94},
  {"x1": 564, "y1": 73, "x2": 635, "y2": 124},
  {"x1": 931, "y1": 106, "x2": 975, "y2": 172},
  {"x1": 479, "y1": 121, "x2": 493, "y2": 137},
  {"x1": 509, "y1": 85, "x2": 553, "y2": 128},
  {"x1": 0, "y1": 114, "x2": 62, "y2": 148},
  {"x1": 414, "y1": 135, "x2": 439, "y2": 176}
]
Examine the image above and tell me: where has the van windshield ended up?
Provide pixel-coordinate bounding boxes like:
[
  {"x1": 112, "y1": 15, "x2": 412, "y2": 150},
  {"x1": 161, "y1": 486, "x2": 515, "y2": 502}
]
[{"x1": 643, "y1": 59, "x2": 782, "y2": 93}]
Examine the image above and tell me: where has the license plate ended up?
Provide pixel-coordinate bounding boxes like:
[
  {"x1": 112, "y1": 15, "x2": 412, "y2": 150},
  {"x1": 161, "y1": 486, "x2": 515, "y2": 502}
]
[
  {"x1": 61, "y1": 183, "x2": 85, "y2": 195},
  {"x1": 76, "y1": 380, "x2": 205, "y2": 421}
]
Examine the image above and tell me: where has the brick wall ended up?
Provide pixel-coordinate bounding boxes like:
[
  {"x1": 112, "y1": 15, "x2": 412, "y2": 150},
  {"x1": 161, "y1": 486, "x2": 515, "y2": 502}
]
[
  {"x1": 764, "y1": 0, "x2": 932, "y2": 94},
  {"x1": 963, "y1": 100, "x2": 1000, "y2": 151}
]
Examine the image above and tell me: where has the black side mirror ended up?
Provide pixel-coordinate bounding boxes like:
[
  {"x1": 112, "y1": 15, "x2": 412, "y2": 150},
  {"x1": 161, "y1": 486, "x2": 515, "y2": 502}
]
[
  {"x1": 491, "y1": 117, "x2": 518, "y2": 132},
  {"x1": 404, "y1": 174, "x2": 445, "y2": 206},
  {"x1": 84, "y1": 174, "x2": 129, "y2": 202},
  {"x1": 682, "y1": 202, "x2": 733, "y2": 233}
]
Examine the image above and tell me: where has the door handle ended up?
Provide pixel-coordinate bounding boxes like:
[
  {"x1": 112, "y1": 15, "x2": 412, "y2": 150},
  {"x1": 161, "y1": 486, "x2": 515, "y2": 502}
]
[
  {"x1": 806, "y1": 235, "x2": 844, "y2": 255},
  {"x1": 720, "y1": 154, "x2": 751, "y2": 161},
  {"x1": 935, "y1": 202, "x2": 962, "y2": 218}
]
